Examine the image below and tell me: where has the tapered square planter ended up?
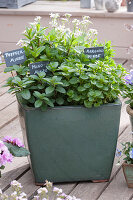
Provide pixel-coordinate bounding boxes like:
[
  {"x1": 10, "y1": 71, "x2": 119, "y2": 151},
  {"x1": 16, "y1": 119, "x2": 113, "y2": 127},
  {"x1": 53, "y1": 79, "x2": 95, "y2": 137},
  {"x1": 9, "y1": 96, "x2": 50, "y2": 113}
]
[
  {"x1": 0, "y1": 0, "x2": 36, "y2": 9},
  {"x1": 18, "y1": 96, "x2": 121, "y2": 185}
]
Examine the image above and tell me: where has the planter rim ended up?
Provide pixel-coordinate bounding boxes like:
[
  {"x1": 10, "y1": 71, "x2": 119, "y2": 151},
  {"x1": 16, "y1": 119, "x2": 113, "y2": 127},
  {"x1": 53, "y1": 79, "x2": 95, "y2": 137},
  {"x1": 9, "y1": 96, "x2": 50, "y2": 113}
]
[
  {"x1": 126, "y1": 105, "x2": 133, "y2": 117},
  {"x1": 16, "y1": 94, "x2": 121, "y2": 111}
]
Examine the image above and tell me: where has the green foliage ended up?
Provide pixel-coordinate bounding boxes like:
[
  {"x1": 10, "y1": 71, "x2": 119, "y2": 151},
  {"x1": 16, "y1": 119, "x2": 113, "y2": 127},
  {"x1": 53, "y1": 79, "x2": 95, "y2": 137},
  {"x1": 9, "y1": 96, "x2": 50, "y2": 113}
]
[
  {"x1": 121, "y1": 142, "x2": 133, "y2": 164},
  {"x1": 4, "y1": 142, "x2": 30, "y2": 157},
  {"x1": 3, "y1": 14, "x2": 127, "y2": 110}
]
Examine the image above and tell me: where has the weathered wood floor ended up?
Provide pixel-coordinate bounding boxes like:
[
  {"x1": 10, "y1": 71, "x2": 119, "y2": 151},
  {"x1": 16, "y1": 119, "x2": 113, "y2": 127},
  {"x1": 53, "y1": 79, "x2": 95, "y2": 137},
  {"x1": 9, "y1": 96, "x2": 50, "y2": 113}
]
[{"x1": 0, "y1": 59, "x2": 133, "y2": 200}]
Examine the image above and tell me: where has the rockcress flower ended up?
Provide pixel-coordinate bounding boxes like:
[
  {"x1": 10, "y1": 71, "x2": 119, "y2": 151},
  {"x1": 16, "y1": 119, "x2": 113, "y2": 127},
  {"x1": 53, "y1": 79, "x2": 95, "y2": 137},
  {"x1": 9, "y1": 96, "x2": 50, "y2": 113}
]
[
  {"x1": 11, "y1": 180, "x2": 23, "y2": 189},
  {"x1": 0, "y1": 180, "x2": 81, "y2": 200},
  {"x1": 53, "y1": 187, "x2": 63, "y2": 194}
]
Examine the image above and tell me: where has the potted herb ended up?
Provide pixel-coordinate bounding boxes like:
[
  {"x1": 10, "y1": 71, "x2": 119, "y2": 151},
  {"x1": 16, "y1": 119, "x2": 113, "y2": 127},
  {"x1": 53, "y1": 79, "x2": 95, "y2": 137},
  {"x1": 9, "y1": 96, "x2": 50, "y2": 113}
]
[
  {"x1": 3, "y1": 14, "x2": 127, "y2": 185},
  {"x1": 116, "y1": 140, "x2": 133, "y2": 188}
]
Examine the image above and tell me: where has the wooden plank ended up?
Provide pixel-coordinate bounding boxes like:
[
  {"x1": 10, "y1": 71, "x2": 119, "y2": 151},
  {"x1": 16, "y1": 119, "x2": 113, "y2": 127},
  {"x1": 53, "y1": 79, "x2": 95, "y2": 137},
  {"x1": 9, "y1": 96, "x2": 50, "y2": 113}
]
[
  {"x1": 0, "y1": 81, "x2": 8, "y2": 97},
  {"x1": 0, "y1": 93, "x2": 16, "y2": 111},
  {"x1": 0, "y1": 160, "x2": 29, "y2": 190},
  {"x1": 114, "y1": 58, "x2": 127, "y2": 65},
  {"x1": 68, "y1": 126, "x2": 131, "y2": 200},
  {"x1": 97, "y1": 168, "x2": 133, "y2": 200},
  {"x1": 0, "y1": 117, "x2": 21, "y2": 139},
  {"x1": 0, "y1": 71, "x2": 11, "y2": 84},
  {"x1": 0, "y1": 101, "x2": 18, "y2": 129},
  {"x1": 0, "y1": 123, "x2": 22, "y2": 144},
  {"x1": 0, "y1": 64, "x2": 5, "y2": 73},
  {"x1": 123, "y1": 60, "x2": 133, "y2": 71}
]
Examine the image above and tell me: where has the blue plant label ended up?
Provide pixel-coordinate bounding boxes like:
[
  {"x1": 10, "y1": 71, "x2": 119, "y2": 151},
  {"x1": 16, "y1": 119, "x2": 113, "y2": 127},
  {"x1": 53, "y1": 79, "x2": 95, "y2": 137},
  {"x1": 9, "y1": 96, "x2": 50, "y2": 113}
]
[
  {"x1": 84, "y1": 47, "x2": 104, "y2": 59},
  {"x1": 29, "y1": 61, "x2": 49, "y2": 75},
  {"x1": 3, "y1": 48, "x2": 27, "y2": 67}
]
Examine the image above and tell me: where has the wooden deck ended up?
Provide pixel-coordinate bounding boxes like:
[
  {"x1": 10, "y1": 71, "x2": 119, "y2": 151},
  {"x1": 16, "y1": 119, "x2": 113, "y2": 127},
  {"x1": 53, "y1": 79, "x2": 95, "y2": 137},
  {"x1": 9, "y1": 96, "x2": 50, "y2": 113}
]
[{"x1": 0, "y1": 58, "x2": 133, "y2": 199}]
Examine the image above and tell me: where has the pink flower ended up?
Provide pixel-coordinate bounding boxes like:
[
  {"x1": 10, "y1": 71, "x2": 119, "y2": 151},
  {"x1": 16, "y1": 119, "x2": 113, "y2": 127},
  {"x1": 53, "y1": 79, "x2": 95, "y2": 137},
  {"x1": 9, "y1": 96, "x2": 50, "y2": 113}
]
[
  {"x1": 12, "y1": 138, "x2": 24, "y2": 148},
  {"x1": 3, "y1": 136, "x2": 13, "y2": 143},
  {"x1": 0, "y1": 141, "x2": 13, "y2": 167},
  {"x1": 3, "y1": 137, "x2": 24, "y2": 148}
]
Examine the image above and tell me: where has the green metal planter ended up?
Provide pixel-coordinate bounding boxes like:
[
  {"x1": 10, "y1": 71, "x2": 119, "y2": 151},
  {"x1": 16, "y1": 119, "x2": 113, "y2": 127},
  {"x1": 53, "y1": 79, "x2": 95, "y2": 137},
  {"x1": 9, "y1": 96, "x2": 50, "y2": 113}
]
[{"x1": 17, "y1": 96, "x2": 121, "y2": 185}]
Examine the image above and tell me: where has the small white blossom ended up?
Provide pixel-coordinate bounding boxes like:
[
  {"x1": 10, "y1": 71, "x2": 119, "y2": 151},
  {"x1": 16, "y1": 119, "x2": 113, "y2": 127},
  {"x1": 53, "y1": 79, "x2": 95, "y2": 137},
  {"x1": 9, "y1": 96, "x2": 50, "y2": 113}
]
[
  {"x1": 0, "y1": 56, "x2": 2, "y2": 64},
  {"x1": 37, "y1": 187, "x2": 48, "y2": 194},
  {"x1": 33, "y1": 196, "x2": 40, "y2": 200},
  {"x1": 72, "y1": 196, "x2": 81, "y2": 200},
  {"x1": 45, "y1": 180, "x2": 53, "y2": 188},
  {"x1": 29, "y1": 21, "x2": 38, "y2": 26},
  {"x1": 11, "y1": 180, "x2": 23, "y2": 189},
  {"x1": 53, "y1": 187, "x2": 62, "y2": 194},
  {"x1": 16, "y1": 39, "x2": 30, "y2": 47},
  {"x1": 22, "y1": 30, "x2": 26, "y2": 34},
  {"x1": 16, "y1": 39, "x2": 24, "y2": 47},
  {"x1": 83, "y1": 16, "x2": 90, "y2": 20},
  {"x1": 81, "y1": 19, "x2": 92, "y2": 27},
  {"x1": 89, "y1": 29, "x2": 98, "y2": 35},
  {"x1": 59, "y1": 193, "x2": 67, "y2": 198},
  {"x1": 0, "y1": 189, "x2": 2, "y2": 195},
  {"x1": 34, "y1": 16, "x2": 42, "y2": 22},
  {"x1": 49, "y1": 21, "x2": 58, "y2": 28},
  {"x1": 66, "y1": 196, "x2": 73, "y2": 200},
  {"x1": 50, "y1": 13, "x2": 60, "y2": 19},
  {"x1": 19, "y1": 192, "x2": 27, "y2": 197},
  {"x1": 64, "y1": 13, "x2": 72, "y2": 18},
  {"x1": 74, "y1": 30, "x2": 82, "y2": 37},
  {"x1": 72, "y1": 19, "x2": 80, "y2": 26},
  {"x1": 11, "y1": 191, "x2": 17, "y2": 197},
  {"x1": 61, "y1": 18, "x2": 68, "y2": 22}
]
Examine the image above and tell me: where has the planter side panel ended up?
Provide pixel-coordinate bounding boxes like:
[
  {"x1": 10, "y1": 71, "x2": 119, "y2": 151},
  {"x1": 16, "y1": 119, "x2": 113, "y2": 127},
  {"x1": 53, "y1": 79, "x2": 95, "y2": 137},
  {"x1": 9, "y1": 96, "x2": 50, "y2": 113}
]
[
  {"x1": 18, "y1": 103, "x2": 121, "y2": 183},
  {"x1": 123, "y1": 163, "x2": 133, "y2": 188}
]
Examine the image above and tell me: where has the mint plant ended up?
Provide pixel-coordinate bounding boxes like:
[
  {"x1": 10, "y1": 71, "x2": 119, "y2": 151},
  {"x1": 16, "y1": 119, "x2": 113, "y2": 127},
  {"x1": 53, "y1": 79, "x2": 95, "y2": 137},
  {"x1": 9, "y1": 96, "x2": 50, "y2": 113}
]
[{"x1": 3, "y1": 14, "x2": 126, "y2": 111}]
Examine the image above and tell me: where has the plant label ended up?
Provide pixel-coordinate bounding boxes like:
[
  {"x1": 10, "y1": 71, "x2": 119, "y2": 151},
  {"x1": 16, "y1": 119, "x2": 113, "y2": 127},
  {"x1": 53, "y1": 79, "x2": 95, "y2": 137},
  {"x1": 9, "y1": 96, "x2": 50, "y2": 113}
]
[
  {"x1": 3, "y1": 48, "x2": 27, "y2": 67},
  {"x1": 84, "y1": 47, "x2": 104, "y2": 59},
  {"x1": 29, "y1": 61, "x2": 49, "y2": 75}
]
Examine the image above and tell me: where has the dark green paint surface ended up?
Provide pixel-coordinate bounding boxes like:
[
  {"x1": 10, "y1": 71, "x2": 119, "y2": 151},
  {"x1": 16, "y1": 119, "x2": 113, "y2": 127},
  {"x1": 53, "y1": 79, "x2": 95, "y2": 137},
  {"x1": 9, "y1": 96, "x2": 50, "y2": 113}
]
[{"x1": 18, "y1": 98, "x2": 121, "y2": 184}]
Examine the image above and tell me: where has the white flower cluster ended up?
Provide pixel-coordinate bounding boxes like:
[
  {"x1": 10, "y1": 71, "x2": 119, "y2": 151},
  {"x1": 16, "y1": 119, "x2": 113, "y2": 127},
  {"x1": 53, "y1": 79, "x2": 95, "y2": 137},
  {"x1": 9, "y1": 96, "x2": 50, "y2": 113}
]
[
  {"x1": 0, "y1": 180, "x2": 81, "y2": 200},
  {"x1": 16, "y1": 13, "x2": 98, "y2": 50},
  {"x1": 16, "y1": 39, "x2": 30, "y2": 47}
]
